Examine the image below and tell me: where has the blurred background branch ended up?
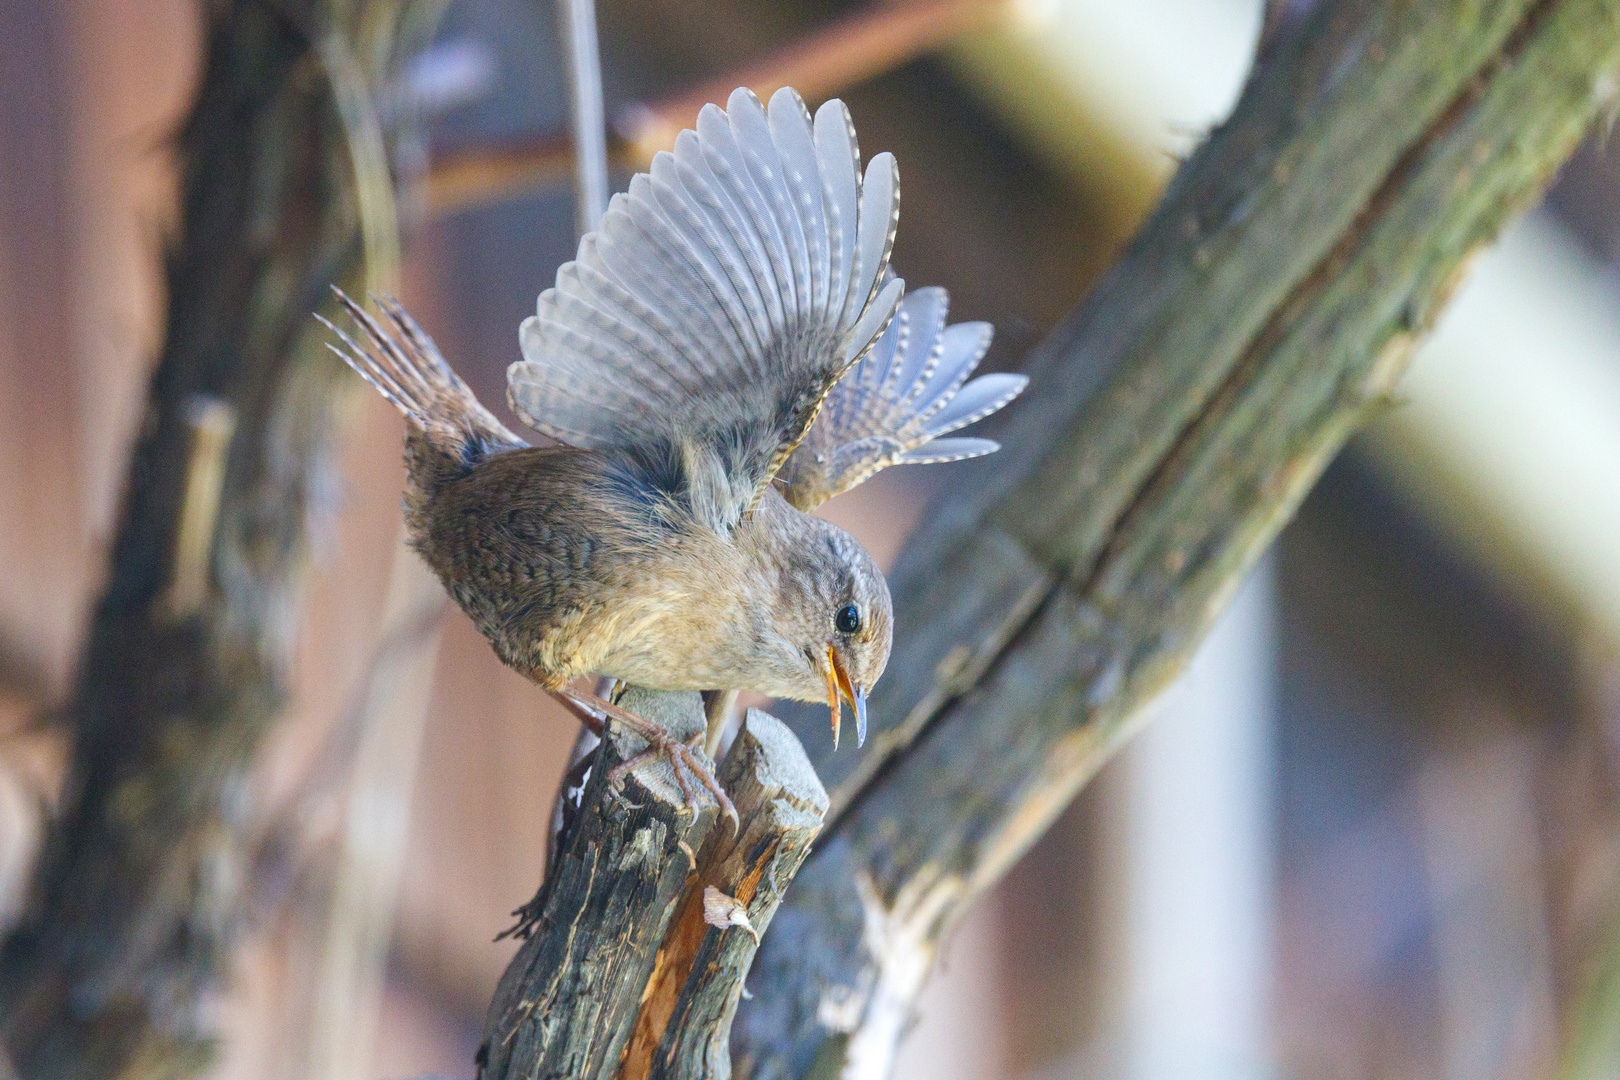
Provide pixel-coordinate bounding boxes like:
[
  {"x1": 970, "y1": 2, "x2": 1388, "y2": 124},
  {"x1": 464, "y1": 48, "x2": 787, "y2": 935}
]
[
  {"x1": 0, "y1": 2, "x2": 447, "y2": 1076},
  {"x1": 417, "y1": 0, "x2": 1006, "y2": 218}
]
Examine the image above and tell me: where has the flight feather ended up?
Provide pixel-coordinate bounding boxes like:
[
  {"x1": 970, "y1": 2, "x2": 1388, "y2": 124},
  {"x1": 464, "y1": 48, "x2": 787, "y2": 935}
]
[
  {"x1": 508, "y1": 86, "x2": 903, "y2": 530},
  {"x1": 776, "y1": 287, "x2": 1028, "y2": 511}
]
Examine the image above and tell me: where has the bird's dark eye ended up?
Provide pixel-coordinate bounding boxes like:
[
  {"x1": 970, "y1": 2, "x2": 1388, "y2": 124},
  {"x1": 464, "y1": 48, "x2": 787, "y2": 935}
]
[{"x1": 835, "y1": 603, "x2": 861, "y2": 635}]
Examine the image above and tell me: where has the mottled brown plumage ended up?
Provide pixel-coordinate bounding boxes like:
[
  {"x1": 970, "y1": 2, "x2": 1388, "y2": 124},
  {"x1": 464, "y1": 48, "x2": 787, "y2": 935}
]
[{"x1": 408, "y1": 435, "x2": 892, "y2": 707}]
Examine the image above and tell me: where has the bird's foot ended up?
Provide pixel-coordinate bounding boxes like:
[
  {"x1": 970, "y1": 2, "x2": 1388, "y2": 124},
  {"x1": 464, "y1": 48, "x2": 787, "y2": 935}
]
[
  {"x1": 606, "y1": 731, "x2": 738, "y2": 831},
  {"x1": 550, "y1": 687, "x2": 739, "y2": 832}
]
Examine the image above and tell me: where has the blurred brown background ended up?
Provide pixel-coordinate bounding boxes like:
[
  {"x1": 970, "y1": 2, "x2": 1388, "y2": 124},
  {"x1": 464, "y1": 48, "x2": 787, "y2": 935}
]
[{"x1": 5, "y1": 2, "x2": 1620, "y2": 1078}]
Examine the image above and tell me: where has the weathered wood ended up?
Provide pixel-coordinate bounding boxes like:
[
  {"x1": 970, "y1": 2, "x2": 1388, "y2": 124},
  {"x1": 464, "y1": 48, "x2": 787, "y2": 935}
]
[
  {"x1": 0, "y1": 4, "x2": 445, "y2": 1078},
  {"x1": 615, "y1": 710, "x2": 827, "y2": 1080},
  {"x1": 477, "y1": 690, "x2": 720, "y2": 1080},
  {"x1": 734, "y1": 1, "x2": 1620, "y2": 1076}
]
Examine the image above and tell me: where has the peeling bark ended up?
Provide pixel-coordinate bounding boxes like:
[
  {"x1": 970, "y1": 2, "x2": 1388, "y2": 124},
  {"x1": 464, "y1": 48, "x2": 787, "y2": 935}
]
[
  {"x1": 477, "y1": 690, "x2": 722, "y2": 1080},
  {"x1": 635, "y1": 712, "x2": 827, "y2": 1080}
]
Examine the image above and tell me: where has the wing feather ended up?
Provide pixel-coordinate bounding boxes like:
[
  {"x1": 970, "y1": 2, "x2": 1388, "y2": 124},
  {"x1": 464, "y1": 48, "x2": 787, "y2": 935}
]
[
  {"x1": 778, "y1": 287, "x2": 1027, "y2": 510},
  {"x1": 898, "y1": 436, "x2": 1001, "y2": 464},
  {"x1": 814, "y1": 99, "x2": 861, "y2": 328},
  {"x1": 623, "y1": 175, "x2": 749, "y2": 369},
  {"x1": 672, "y1": 129, "x2": 778, "y2": 368},
  {"x1": 924, "y1": 373, "x2": 1028, "y2": 432},
  {"x1": 888, "y1": 287, "x2": 948, "y2": 399},
  {"x1": 634, "y1": 171, "x2": 760, "y2": 371},
  {"x1": 731, "y1": 90, "x2": 811, "y2": 328},
  {"x1": 850, "y1": 154, "x2": 899, "y2": 330},
  {"x1": 911, "y1": 322, "x2": 994, "y2": 417},
  {"x1": 698, "y1": 99, "x2": 792, "y2": 332},
  {"x1": 770, "y1": 89, "x2": 829, "y2": 322},
  {"x1": 509, "y1": 85, "x2": 902, "y2": 529},
  {"x1": 654, "y1": 144, "x2": 768, "y2": 369}
]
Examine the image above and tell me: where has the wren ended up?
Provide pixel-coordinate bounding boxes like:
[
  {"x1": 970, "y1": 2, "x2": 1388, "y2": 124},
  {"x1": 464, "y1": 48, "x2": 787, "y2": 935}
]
[{"x1": 323, "y1": 87, "x2": 1027, "y2": 817}]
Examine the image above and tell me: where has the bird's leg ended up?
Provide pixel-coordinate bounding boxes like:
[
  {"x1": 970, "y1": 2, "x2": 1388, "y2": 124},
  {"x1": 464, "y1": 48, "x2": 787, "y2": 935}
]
[
  {"x1": 547, "y1": 689, "x2": 607, "y2": 737},
  {"x1": 549, "y1": 686, "x2": 739, "y2": 831}
]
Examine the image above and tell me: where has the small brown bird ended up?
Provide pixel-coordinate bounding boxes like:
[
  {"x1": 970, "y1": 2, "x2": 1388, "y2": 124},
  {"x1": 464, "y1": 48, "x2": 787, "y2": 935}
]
[{"x1": 323, "y1": 87, "x2": 1025, "y2": 815}]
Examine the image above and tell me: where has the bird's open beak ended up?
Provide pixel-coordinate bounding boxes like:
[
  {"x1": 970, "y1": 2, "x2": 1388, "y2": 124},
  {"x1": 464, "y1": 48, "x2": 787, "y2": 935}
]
[{"x1": 826, "y1": 646, "x2": 868, "y2": 749}]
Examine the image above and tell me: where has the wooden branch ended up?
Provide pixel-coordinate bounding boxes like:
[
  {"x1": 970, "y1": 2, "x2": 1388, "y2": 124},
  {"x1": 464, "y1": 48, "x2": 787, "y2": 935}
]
[
  {"x1": 0, "y1": 4, "x2": 447, "y2": 1078},
  {"x1": 733, "y1": 0, "x2": 1620, "y2": 1075},
  {"x1": 482, "y1": 700, "x2": 828, "y2": 1080},
  {"x1": 622, "y1": 710, "x2": 827, "y2": 1080},
  {"x1": 476, "y1": 690, "x2": 721, "y2": 1080}
]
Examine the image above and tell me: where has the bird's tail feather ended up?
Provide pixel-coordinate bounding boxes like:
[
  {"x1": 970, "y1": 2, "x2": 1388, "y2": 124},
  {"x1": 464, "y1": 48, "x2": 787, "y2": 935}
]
[
  {"x1": 324, "y1": 290, "x2": 463, "y2": 426},
  {"x1": 321, "y1": 289, "x2": 525, "y2": 521},
  {"x1": 321, "y1": 287, "x2": 522, "y2": 453}
]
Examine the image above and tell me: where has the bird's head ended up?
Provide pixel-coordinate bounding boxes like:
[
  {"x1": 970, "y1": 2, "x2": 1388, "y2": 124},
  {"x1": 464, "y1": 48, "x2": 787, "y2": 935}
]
[{"x1": 773, "y1": 516, "x2": 893, "y2": 749}]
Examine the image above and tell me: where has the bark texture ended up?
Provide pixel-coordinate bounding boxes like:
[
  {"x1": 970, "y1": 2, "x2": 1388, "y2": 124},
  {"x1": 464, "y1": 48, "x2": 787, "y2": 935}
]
[
  {"x1": 479, "y1": 699, "x2": 829, "y2": 1080},
  {"x1": 634, "y1": 711, "x2": 827, "y2": 1080},
  {"x1": 477, "y1": 691, "x2": 721, "y2": 1080}
]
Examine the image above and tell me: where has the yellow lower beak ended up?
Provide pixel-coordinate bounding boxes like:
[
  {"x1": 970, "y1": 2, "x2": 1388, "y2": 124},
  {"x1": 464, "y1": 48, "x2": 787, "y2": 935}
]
[
  {"x1": 826, "y1": 645, "x2": 843, "y2": 750},
  {"x1": 827, "y1": 647, "x2": 868, "y2": 749}
]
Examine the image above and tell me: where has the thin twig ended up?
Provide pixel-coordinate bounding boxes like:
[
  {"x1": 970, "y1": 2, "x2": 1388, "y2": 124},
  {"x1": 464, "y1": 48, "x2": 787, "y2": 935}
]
[
  {"x1": 421, "y1": 0, "x2": 1006, "y2": 217},
  {"x1": 557, "y1": 0, "x2": 610, "y2": 236}
]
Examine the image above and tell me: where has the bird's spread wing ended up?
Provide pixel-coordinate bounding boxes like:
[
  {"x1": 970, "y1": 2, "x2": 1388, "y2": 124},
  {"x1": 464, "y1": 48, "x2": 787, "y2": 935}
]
[
  {"x1": 776, "y1": 288, "x2": 1027, "y2": 511},
  {"x1": 507, "y1": 86, "x2": 903, "y2": 530}
]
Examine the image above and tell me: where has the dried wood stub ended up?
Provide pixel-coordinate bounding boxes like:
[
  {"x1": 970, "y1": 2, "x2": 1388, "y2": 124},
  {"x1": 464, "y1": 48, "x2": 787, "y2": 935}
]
[
  {"x1": 620, "y1": 709, "x2": 828, "y2": 1080},
  {"x1": 477, "y1": 690, "x2": 719, "y2": 1080}
]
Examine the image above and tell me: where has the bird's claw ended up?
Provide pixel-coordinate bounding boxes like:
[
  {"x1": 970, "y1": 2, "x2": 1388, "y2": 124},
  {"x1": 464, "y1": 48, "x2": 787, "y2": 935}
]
[
  {"x1": 605, "y1": 734, "x2": 739, "y2": 833},
  {"x1": 554, "y1": 688, "x2": 739, "y2": 832}
]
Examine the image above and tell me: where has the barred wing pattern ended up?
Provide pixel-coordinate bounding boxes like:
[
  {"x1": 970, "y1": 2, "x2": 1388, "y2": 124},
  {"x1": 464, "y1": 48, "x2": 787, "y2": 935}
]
[
  {"x1": 777, "y1": 287, "x2": 1027, "y2": 511},
  {"x1": 508, "y1": 86, "x2": 904, "y2": 531}
]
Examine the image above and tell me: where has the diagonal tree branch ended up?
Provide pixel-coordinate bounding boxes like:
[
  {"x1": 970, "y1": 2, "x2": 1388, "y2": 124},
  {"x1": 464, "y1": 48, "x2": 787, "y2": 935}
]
[{"x1": 733, "y1": 0, "x2": 1620, "y2": 1075}]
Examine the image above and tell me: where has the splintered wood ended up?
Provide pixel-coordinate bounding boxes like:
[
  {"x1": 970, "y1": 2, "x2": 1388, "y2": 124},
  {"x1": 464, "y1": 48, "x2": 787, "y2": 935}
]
[
  {"x1": 623, "y1": 711, "x2": 827, "y2": 1080},
  {"x1": 476, "y1": 696, "x2": 826, "y2": 1080},
  {"x1": 477, "y1": 690, "x2": 721, "y2": 1080}
]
